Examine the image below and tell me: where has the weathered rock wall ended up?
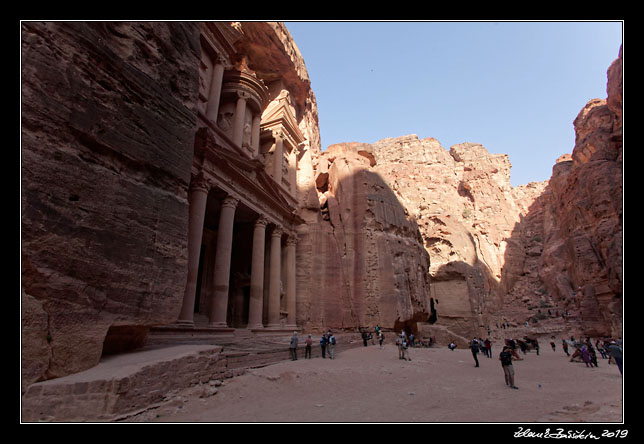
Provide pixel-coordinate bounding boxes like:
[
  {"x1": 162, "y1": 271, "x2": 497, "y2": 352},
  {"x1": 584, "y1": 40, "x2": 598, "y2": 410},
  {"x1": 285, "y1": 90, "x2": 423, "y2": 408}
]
[
  {"x1": 296, "y1": 143, "x2": 432, "y2": 331},
  {"x1": 21, "y1": 22, "x2": 201, "y2": 389},
  {"x1": 366, "y1": 135, "x2": 545, "y2": 340},
  {"x1": 538, "y1": 47, "x2": 623, "y2": 338}
]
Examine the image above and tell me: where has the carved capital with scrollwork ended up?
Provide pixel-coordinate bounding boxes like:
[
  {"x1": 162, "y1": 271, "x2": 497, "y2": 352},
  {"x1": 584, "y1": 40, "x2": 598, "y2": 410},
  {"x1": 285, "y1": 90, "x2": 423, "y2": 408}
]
[
  {"x1": 255, "y1": 214, "x2": 269, "y2": 229},
  {"x1": 222, "y1": 195, "x2": 240, "y2": 209},
  {"x1": 189, "y1": 174, "x2": 211, "y2": 194},
  {"x1": 271, "y1": 225, "x2": 283, "y2": 238}
]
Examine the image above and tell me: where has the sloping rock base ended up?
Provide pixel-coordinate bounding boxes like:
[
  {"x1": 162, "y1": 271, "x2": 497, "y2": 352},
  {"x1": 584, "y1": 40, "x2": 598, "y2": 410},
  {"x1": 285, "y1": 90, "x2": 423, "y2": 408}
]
[{"x1": 21, "y1": 334, "x2": 363, "y2": 422}]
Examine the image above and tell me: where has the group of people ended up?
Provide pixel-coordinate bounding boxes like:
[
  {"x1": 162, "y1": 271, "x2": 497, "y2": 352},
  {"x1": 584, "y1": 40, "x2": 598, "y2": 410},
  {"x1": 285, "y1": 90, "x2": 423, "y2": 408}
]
[
  {"x1": 289, "y1": 330, "x2": 337, "y2": 361},
  {"x1": 563, "y1": 336, "x2": 623, "y2": 374},
  {"x1": 360, "y1": 326, "x2": 385, "y2": 349}
]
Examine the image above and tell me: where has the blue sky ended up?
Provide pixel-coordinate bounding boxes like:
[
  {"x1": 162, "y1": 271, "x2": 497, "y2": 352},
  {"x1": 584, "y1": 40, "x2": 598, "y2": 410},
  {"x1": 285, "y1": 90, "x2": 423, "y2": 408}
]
[{"x1": 284, "y1": 21, "x2": 623, "y2": 187}]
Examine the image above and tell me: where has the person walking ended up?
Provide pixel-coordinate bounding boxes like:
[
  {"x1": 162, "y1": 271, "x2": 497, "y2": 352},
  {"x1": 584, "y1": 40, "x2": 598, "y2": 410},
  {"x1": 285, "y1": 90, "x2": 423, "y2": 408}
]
[
  {"x1": 305, "y1": 334, "x2": 312, "y2": 359},
  {"x1": 402, "y1": 335, "x2": 411, "y2": 361},
  {"x1": 484, "y1": 338, "x2": 492, "y2": 358},
  {"x1": 378, "y1": 330, "x2": 384, "y2": 349},
  {"x1": 581, "y1": 344, "x2": 593, "y2": 367},
  {"x1": 607, "y1": 340, "x2": 622, "y2": 375},
  {"x1": 470, "y1": 338, "x2": 480, "y2": 367},
  {"x1": 499, "y1": 346, "x2": 519, "y2": 389},
  {"x1": 562, "y1": 338, "x2": 570, "y2": 356},
  {"x1": 396, "y1": 334, "x2": 404, "y2": 359}
]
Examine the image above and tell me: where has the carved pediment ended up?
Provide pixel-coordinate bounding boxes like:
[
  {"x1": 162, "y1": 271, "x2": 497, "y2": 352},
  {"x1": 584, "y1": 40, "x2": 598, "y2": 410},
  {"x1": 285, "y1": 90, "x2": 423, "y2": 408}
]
[{"x1": 260, "y1": 89, "x2": 305, "y2": 150}]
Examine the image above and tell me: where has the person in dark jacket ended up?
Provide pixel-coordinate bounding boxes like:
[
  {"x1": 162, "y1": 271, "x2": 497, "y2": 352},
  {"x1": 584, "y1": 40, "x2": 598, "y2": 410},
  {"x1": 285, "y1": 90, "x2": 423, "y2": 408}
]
[{"x1": 470, "y1": 338, "x2": 480, "y2": 367}]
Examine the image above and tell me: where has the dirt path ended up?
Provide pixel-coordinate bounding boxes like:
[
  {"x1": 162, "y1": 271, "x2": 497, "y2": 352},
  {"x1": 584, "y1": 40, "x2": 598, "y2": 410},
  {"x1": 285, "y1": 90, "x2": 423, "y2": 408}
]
[{"x1": 121, "y1": 344, "x2": 623, "y2": 423}]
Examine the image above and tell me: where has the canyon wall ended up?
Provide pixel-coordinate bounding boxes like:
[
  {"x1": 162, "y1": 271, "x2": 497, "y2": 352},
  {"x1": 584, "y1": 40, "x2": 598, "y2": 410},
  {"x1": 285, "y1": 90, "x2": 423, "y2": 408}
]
[
  {"x1": 537, "y1": 46, "x2": 623, "y2": 338},
  {"x1": 21, "y1": 20, "x2": 622, "y2": 395},
  {"x1": 21, "y1": 22, "x2": 201, "y2": 388}
]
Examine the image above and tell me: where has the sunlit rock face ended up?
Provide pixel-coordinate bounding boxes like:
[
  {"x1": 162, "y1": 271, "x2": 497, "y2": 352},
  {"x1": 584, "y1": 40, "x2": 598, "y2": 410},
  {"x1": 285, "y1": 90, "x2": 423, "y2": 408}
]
[{"x1": 538, "y1": 47, "x2": 623, "y2": 338}]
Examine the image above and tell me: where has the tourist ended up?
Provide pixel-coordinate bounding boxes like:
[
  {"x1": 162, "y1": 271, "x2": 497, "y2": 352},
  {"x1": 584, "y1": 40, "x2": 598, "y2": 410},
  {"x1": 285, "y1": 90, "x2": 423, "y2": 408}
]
[
  {"x1": 305, "y1": 334, "x2": 312, "y2": 359},
  {"x1": 562, "y1": 338, "x2": 570, "y2": 356},
  {"x1": 470, "y1": 338, "x2": 480, "y2": 367},
  {"x1": 320, "y1": 334, "x2": 327, "y2": 358},
  {"x1": 448, "y1": 341, "x2": 457, "y2": 351},
  {"x1": 581, "y1": 344, "x2": 592, "y2": 367},
  {"x1": 289, "y1": 331, "x2": 298, "y2": 361},
  {"x1": 378, "y1": 330, "x2": 384, "y2": 349},
  {"x1": 607, "y1": 340, "x2": 622, "y2": 375},
  {"x1": 484, "y1": 338, "x2": 492, "y2": 358},
  {"x1": 499, "y1": 346, "x2": 519, "y2": 389},
  {"x1": 409, "y1": 333, "x2": 415, "y2": 348},
  {"x1": 401, "y1": 334, "x2": 411, "y2": 361},
  {"x1": 550, "y1": 336, "x2": 556, "y2": 352},
  {"x1": 361, "y1": 329, "x2": 369, "y2": 347},
  {"x1": 596, "y1": 339, "x2": 608, "y2": 359},
  {"x1": 328, "y1": 333, "x2": 336, "y2": 359},
  {"x1": 396, "y1": 334, "x2": 404, "y2": 359}
]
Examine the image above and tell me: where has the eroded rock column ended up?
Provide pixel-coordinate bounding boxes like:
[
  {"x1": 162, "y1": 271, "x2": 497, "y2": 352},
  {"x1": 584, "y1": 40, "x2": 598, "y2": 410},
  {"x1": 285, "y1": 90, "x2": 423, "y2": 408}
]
[
  {"x1": 285, "y1": 235, "x2": 297, "y2": 328},
  {"x1": 248, "y1": 215, "x2": 268, "y2": 329},
  {"x1": 208, "y1": 195, "x2": 239, "y2": 327},
  {"x1": 267, "y1": 225, "x2": 282, "y2": 328},
  {"x1": 177, "y1": 177, "x2": 210, "y2": 325}
]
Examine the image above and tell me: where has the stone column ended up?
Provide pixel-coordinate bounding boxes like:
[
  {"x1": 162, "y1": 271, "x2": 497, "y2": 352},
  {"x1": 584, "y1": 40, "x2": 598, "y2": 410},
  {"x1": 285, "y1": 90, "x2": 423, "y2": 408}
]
[
  {"x1": 267, "y1": 225, "x2": 282, "y2": 328},
  {"x1": 273, "y1": 132, "x2": 284, "y2": 185},
  {"x1": 232, "y1": 92, "x2": 248, "y2": 147},
  {"x1": 285, "y1": 234, "x2": 297, "y2": 328},
  {"x1": 251, "y1": 114, "x2": 261, "y2": 156},
  {"x1": 205, "y1": 55, "x2": 226, "y2": 125},
  {"x1": 248, "y1": 215, "x2": 268, "y2": 329},
  {"x1": 208, "y1": 195, "x2": 239, "y2": 327},
  {"x1": 177, "y1": 176, "x2": 210, "y2": 325}
]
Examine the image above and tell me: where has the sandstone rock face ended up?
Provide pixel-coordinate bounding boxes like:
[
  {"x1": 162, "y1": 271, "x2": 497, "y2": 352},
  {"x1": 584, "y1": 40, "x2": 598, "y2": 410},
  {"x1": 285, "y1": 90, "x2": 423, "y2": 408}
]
[
  {"x1": 537, "y1": 47, "x2": 623, "y2": 338},
  {"x1": 365, "y1": 135, "x2": 545, "y2": 340},
  {"x1": 21, "y1": 22, "x2": 201, "y2": 389},
  {"x1": 296, "y1": 143, "x2": 432, "y2": 332}
]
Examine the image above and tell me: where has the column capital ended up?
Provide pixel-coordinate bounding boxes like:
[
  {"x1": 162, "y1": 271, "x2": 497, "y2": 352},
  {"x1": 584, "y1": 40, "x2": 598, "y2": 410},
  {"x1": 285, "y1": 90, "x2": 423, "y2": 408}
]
[
  {"x1": 271, "y1": 225, "x2": 283, "y2": 238},
  {"x1": 286, "y1": 234, "x2": 298, "y2": 246},
  {"x1": 236, "y1": 90, "x2": 251, "y2": 101},
  {"x1": 272, "y1": 129, "x2": 285, "y2": 141},
  {"x1": 214, "y1": 53, "x2": 228, "y2": 66},
  {"x1": 190, "y1": 174, "x2": 211, "y2": 193},
  {"x1": 222, "y1": 195, "x2": 240, "y2": 209},
  {"x1": 254, "y1": 215, "x2": 269, "y2": 228}
]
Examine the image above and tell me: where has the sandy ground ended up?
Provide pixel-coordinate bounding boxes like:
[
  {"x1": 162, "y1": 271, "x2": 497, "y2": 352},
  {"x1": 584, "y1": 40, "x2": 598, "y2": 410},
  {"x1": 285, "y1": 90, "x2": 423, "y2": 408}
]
[{"x1": 121, "y1": 343, "x2": 623, "y2": 423}]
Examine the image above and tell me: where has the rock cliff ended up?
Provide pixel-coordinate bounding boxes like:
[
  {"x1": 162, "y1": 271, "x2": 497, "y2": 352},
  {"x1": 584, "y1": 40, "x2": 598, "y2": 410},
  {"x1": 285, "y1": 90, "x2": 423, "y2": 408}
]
[
  {"x1": 21, "y1": 22, "x2": 201, "y2": 389},
  {"x1": 537, "y1": 46, "x2": 623, "y2": 338},
  {"x1": 296, "y1": 142, "x2": 432, "y2": 332}
]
